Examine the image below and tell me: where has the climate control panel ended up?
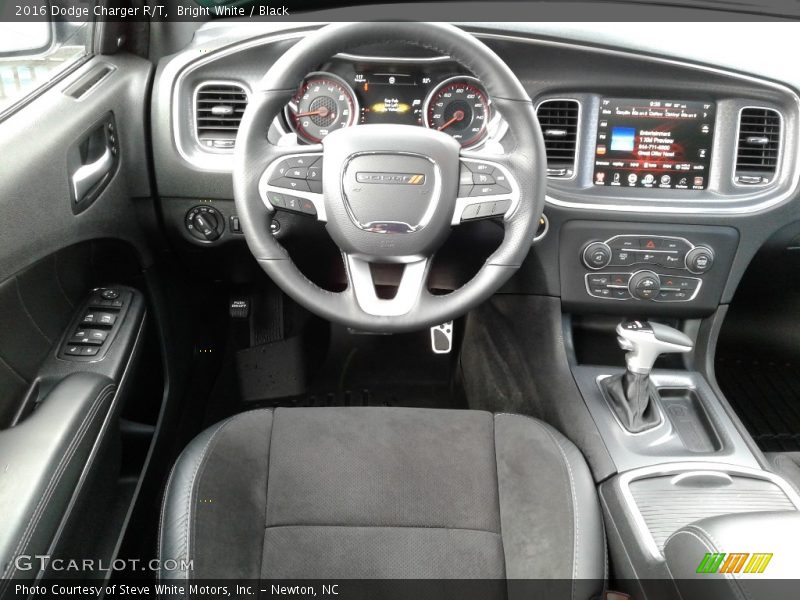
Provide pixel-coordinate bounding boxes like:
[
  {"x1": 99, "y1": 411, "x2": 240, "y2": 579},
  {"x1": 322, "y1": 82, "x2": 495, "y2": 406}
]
[
  {"x1": 581, "y1": 235, "x2": 714, "y2": 275},
  {"x1": 560, "y1": 221, "x2": 739, "y2": 315}
]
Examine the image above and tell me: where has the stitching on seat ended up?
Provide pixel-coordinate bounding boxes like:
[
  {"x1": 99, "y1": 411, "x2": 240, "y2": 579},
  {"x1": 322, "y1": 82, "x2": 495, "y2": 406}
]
[
  {"x1": 533, "y1": 420, "x2": 579, "y2": 600},
  {"x1": 491, "y1": 415, "x2": 507, "y2": 580},
  {"x1": 157, "y1": 461, "x2": 179, "y2": 581},
  {"x1": 1, "y1": 384, "x2": 114, "y2": 583},
  {"x1": 260, "y1": 409, "x2": 276, "y2": 576}
]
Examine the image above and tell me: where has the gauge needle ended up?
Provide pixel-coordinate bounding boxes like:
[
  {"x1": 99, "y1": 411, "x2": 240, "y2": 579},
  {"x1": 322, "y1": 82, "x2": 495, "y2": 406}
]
[
  {"x1": 437, "y1": 110, "x2": 465, "y2": 131},
  {"x1": 296, "y1": 106, "x2": 333, "y2": 118}
]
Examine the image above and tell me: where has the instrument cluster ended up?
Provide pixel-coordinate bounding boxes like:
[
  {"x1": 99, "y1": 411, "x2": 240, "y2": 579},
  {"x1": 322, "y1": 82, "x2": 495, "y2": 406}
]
[{"x1": 283, "y1": 57, "x2": 492, "y2": 148}]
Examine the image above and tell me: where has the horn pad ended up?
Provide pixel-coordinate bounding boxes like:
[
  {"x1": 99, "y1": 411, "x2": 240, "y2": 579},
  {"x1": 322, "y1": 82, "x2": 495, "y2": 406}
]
[{"x1": 322, "y1": 124, "x2": 461, "y2": 260}]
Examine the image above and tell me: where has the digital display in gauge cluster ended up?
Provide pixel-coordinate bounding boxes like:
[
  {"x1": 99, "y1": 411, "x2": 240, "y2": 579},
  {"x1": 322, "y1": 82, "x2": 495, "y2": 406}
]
[
  {"x1": 593, "y1": 98, "x2": 715, "y2": 191},
  {"x1": 284, "y1": 62, "x2": 491, "y2": 148},
  {"x1": 354, "y1": 71, "x2": 425, "y2": 126}
]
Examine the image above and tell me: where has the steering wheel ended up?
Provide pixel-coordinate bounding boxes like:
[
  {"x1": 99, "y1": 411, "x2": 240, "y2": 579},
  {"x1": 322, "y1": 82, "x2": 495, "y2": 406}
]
[{"x1": 233, "y1": 22, "x2": 546, "y2": 332}]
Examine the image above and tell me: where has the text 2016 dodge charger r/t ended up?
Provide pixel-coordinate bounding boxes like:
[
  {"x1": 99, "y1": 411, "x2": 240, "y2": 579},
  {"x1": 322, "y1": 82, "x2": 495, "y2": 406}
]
[{"x1": 1, "y1": 3, "x2": 800, "y2": 599}]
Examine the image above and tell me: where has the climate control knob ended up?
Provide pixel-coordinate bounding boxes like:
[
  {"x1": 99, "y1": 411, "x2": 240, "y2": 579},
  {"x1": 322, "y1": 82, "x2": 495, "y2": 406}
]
[
  {"x1": 685, "y1": 246, "x2": 714, "y2": 274},
  {"x1": 582, "y1": 241, "x2": 612, "y2": 270},
  {"x1": 629, "y1": 270, "x2": 661, "y2": 300}
]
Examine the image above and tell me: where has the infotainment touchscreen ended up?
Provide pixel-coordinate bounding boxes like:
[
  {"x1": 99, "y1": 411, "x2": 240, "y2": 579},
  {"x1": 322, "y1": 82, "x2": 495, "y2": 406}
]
[{"x1": 593, "y1": 98, "x2": 715, "y2": 191}]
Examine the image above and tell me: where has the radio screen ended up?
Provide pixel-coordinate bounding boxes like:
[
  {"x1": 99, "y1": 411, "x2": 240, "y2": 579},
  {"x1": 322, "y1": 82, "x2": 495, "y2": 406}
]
[{"x1": 593, "y1": 98, "x2": 715, "y2": 190}]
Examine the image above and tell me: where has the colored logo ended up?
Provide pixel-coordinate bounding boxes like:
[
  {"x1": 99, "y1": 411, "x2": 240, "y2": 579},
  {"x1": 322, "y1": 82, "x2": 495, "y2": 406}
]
[
  {"x1": 696, "y1": 552, "x2": 773, "y2": 574},
  {"x1": 356, "y1": 172, "x2": 425, "y2": 185}
]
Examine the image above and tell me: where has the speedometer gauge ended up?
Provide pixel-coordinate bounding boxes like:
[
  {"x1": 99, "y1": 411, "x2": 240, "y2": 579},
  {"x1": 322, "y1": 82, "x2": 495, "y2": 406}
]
[
  {"x1": 424, "y1": 76, "x2": 490, "y2": 147},
  {"x1": 287, "y1": 73, "x2": 358, "y2": 143}
]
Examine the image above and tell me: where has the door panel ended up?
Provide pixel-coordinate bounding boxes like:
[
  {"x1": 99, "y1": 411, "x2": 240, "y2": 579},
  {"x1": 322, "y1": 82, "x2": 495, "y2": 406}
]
[{"x1": 0, "y1": 53, "x2": 153, "y2": 284}]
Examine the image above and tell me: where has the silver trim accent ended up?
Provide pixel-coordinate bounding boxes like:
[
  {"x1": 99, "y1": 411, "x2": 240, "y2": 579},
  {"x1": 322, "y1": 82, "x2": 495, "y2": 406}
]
[
  {"x1": 192, "y1": 80, "x2": 251, "y2": 154},
  {"x1": 282, "y1": 71, "x2": 360, "y2": 144},
  {"x1": 345, "y1": 254, "x2": 429, "y2": 317},
  {"x1": 258, "y1": 150, "x2": 326, "y2": 221},
  {"x1": 335, "y1": 52, "x2": 453, "y2": 63},
  {"x1": 422, "y1": 75, "x2": 491, "y2": 150},
  {"x1": 341, "y1": 151, "x2": 441, "y2": 234},
  {"x1": 616, "y1": 462, "x2": 800, "y2": 560},
  {"x1": 535, "y1": 97, "x2": 581, "y2": 181},
  {"x1": 732, "y1": 105, "x2": 784, "y2": 188},
  {"x1": 452, "y1": 156, "x2": 521, "y2": 226},
  {"x1": 470, "y1": 31, "x2": 799, "y2": 215}
]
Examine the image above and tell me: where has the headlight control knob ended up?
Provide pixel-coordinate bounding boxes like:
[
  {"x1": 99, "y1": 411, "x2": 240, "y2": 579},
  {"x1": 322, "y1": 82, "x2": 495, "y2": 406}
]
[
  {"x1": 186, "y1": 205, "x2": 224, "y2": 242},
  {"x1": 582, "y1": 241, "x2": 612, "y2": 270}
]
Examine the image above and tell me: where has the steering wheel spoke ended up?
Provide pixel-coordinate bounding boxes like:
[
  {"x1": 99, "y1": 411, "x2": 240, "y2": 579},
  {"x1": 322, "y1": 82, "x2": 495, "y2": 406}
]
[
  {"x1": 344, "y1": 254, "x2": 430, "y2": 317},
  {"x1": 452, "y1": 152, "x2": 521, "y2": 225},
  {"x1": 257, "y1": 145, "x2": 326, "y2": 221}
]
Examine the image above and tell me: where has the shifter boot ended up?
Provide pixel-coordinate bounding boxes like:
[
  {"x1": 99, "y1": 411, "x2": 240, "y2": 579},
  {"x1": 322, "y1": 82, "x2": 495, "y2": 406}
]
[{"x1": 603, "y1": 371, "x2": 660, "y2": 433}]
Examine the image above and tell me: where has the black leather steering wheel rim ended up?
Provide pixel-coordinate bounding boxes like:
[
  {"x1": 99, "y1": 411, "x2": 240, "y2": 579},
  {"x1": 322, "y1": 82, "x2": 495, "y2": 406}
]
[{"x1": 233, "y1": 22, "x2": 546, "y2": 332}]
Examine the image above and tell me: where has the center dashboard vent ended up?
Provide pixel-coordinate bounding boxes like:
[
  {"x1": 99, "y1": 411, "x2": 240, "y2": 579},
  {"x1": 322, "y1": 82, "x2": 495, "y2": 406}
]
[
  {"x1": 536, "y1": 99, "x2": 580, "y2": 178},
  {"x1": 195, "y1": 82, "x2": 248, "y2": 151},
  {"x1": 735, "y1": 107, "x2": 781, "y2": 185}
]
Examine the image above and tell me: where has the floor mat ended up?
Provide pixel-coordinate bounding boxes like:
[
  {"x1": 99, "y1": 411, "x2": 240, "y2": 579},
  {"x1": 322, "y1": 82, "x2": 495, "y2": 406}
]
[{"x1": 716, "y1": 356, "x2": 800, "y2": 452}]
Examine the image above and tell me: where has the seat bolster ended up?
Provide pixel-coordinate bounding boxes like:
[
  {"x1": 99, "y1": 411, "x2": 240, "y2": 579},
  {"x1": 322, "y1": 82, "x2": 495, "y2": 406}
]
[
  {"x1": 158, "y1": 421, "x2": 223, "y2": 581},
  {"x1": 159, "y1": 409, "x2": 273, "y2": 581},
  {"x1": 494, "y1": 414, "x2": 606, "y2": 590}
]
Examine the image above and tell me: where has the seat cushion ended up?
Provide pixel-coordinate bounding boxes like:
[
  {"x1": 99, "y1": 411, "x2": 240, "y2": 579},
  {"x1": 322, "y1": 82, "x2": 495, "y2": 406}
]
[{"x1": 160, "y1": 407, "x2": 604, "y2": 589}]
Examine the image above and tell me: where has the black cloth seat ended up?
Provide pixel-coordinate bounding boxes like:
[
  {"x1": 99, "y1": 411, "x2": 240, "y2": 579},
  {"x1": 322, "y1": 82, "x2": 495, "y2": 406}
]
[{"x1": 159, "y1": 407, "x2": 605, "y2": 593}]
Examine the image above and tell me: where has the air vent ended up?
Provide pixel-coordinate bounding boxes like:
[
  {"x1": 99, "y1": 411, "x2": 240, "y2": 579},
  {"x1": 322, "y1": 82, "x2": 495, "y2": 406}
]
[
  {"x1": 735, "y1": 107, "x2": 781, "y2": 185},
  {"x1": 195, "y1": 83, "x2": 248, "y2": 151},
  {"x1": 536, "y1": 99, "x2": 580, "y2": 178}
]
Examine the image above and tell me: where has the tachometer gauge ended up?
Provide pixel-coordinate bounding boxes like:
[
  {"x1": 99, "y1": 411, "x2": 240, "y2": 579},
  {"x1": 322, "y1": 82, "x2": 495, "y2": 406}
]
[
  {"x1": 424, "y1": 76, "x2": 490, "y2": 147},
  {"x1": 287, "y1": 73, "x2": 358, "y2": 143}
]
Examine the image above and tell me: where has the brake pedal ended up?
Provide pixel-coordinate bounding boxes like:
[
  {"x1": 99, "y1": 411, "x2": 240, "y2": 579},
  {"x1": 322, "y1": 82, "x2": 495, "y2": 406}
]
[{"x1": 430, "y1": 321, "x2": 454, "y2": 354}]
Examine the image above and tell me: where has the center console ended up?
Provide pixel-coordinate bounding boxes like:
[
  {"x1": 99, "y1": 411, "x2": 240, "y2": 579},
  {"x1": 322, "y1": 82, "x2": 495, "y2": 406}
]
[{"x1": 566, "y1": 316, "x2": 800, "y2": 599}]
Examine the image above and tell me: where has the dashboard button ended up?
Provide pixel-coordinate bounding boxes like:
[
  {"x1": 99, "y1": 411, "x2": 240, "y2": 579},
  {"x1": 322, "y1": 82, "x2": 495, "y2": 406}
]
[
  {"x1": 608, "y1": 273, "x2": 631, "y2": 287},
  {"x1": 588, "y1": 274, "x2": 610, "y2": 286},
  {"x1": 639, "y1": 237, "x2": 664, "y2": 250},
  {"x1": 658, "y1": 253, "x2": 684, "y2": 268},
  {"x1": 610, "y1": 250, "x2": 634, "y2": 266},
  {"x1": 612, "y1": 288, "x2": 632, "y2": 299}
]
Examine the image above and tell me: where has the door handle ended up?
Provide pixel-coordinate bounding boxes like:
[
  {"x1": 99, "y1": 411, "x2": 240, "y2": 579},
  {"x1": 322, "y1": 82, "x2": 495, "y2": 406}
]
[{"x1": 71, "y1": 144, "x2": 113, "y2": 203}]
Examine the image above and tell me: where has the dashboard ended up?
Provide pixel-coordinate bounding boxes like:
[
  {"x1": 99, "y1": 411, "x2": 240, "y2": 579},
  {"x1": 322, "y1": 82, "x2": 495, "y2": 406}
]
[{"x1": 152, "y1": 23, "x2": 800, "y2": 319}]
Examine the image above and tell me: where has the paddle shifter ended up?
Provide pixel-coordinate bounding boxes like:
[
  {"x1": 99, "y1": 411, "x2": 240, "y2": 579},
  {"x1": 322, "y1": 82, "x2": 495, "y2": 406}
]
[{"x1": 603, "y1": 320, "x2": 694, "y2": 432}]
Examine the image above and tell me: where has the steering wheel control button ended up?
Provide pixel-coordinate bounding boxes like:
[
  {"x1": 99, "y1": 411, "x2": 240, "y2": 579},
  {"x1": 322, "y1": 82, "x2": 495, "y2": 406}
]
[
  {"x1": 492, "y1": 199, "x2": 511, "y2": 216},
  {"x1": 582, "y1": 241, "x2": 612, "y2": 270},
  {"x1": 685, "y1": 246, "x2": 714, "y2": 274},
  {"x1": 185, "y1": 206, "x2": 224, "y2": 243},
  {"x1": 271, "y1": 177, "x2": 311, "y2": 193},
  {"x1": 460, "y1": 203, "x2": 481, "y2": 221},
  {"x1": 286, "y1": 167, "x2": 308, "y2": 179}
]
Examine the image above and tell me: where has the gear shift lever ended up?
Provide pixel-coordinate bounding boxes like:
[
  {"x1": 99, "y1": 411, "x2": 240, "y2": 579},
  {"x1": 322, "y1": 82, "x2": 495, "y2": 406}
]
[{"x1": 602, "y1": 320, "x2": 694, "y2": 432}]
